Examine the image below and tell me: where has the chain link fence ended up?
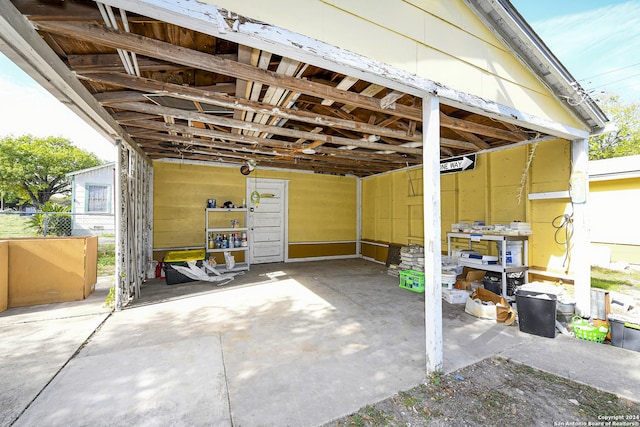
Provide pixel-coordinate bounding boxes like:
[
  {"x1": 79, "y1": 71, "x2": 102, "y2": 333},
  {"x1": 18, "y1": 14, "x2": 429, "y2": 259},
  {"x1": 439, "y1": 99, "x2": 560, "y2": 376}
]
[
  {"x1": 0, "y1": 211, "x2": 115, "y2": 238},
  {"x1": 0, "y1": 211, "x2": 116, "y2": 276}
]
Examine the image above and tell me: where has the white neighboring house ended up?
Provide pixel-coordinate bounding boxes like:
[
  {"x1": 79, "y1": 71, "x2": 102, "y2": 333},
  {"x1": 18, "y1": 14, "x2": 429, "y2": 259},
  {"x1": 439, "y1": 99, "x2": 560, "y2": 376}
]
[{"x1": 66, "y1": 162, "x2": 116, "y2": 236}]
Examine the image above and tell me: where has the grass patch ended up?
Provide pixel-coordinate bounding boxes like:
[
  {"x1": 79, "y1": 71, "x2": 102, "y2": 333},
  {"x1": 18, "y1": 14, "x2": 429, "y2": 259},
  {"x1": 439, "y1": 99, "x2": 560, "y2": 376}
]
[
  {"x1": 0, "y1": 213, "x2": 39, "y2": 238},
  {"x1": 591, "y1": 266, "x2": 640, "y2": 292},
  {"x1": 98, "y1": 242, "x2": 115, "y2": 276}
]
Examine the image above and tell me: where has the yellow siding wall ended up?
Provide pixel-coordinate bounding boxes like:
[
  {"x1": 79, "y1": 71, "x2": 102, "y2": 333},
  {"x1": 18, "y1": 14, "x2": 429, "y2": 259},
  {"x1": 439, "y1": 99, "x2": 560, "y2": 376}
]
[
  {"x1": 362, "y1": 139, "x2": 574, "y2": 274},
  {"x1": 153, "y1": 161, "x2": 357, "y2": 249},
  {"x1": 205, "y1": 0, "x2": 583, "y2": 129},
  {"x1": 589, "y1": 177, "x2": 640, "y2": 264}
]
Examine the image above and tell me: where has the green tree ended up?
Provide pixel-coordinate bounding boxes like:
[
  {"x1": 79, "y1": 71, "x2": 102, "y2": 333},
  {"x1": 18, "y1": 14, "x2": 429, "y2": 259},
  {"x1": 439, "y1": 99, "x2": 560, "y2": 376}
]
[
  {"x1": 589, "y1": 95, "x2": 640, "y2": 160},
  {"x1": 0, "y1": 135, "x2": 103, "y2": 209}
]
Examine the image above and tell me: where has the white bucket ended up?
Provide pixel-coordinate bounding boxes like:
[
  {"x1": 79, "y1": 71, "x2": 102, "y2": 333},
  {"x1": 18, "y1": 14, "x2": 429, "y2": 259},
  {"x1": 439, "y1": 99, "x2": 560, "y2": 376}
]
[
  {"x1": 496, "y1": 241, "x2": 523, "y2": 266},
  {"x1": 442, "y1": 271, "x2": 458, "y2": 289}
]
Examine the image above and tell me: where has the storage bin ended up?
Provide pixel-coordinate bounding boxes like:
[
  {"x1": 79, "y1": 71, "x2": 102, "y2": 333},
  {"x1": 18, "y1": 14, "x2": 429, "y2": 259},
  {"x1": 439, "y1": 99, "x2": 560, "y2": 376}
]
[
  {"x1": 164, "y1": 249, "x2": 206, "y2": 263},
  {"x1": 399, "y1": 270, "x2": 425, "y2": 293},
  {"x1": 483, "y1": 278, "x2": 501, "y2": 295},
  {"x1": 164, "y1": 249, "x2": 206, "y2": 285},
  {"x1": 515, "y1": 290, "x2": 557, "y2": 338},
  {"x1": 482, "y1": 271, "x2": 524, "y2": 296},
  {"x1": 609, "y1": 316, "x2": 640, "y2": 352}
]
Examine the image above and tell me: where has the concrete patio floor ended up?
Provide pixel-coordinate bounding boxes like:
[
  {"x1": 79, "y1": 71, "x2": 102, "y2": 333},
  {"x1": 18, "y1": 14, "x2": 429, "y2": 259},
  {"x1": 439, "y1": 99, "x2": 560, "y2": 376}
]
[{"x1": 1, "y1": 258, "x2": 639, "y2": 426}]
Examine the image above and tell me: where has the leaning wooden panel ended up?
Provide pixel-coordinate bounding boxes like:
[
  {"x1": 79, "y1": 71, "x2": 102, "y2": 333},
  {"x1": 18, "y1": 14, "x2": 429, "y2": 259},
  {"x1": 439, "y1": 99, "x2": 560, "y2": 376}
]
[
  {"x1": 7, "y1": 237, "x2": 95, "y2": 307},
  {"x1": 0, "y1": 241, "x2": 8, "y2": 312},
  {"x1": 84, "y1": 236, "x2": 98, "y2": 298}
]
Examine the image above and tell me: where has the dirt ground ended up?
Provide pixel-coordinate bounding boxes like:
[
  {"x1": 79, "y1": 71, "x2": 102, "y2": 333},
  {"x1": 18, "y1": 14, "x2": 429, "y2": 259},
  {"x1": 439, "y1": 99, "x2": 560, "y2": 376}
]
[{"x1": 322, "y1": 357, "x2": 640, "y2": 427}]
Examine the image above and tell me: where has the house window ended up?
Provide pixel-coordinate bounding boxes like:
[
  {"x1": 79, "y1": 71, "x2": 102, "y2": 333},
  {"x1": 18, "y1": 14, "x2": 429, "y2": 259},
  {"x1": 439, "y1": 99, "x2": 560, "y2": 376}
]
[{"x1": 86, "y1": 184, "x2": 110, "y2": 213}]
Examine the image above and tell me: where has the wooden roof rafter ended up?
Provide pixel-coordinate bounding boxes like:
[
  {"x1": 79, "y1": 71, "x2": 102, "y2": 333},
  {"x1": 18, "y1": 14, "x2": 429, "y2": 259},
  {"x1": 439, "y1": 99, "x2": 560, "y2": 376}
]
[{"x1": 5, "y1": 0, "x2": 556, "y2": 176}]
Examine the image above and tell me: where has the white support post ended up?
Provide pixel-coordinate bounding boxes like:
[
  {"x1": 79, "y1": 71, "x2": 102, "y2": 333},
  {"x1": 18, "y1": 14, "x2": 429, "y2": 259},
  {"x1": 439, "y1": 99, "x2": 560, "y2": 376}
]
[
  {"x1": 423, "y1": 94, "x2": 443, "y2": 373},
  {"x1": 356, "y1": 178, "x2": 362, "y2": 256},
  {"x1": 571, "y1": 138, "x2": 591, "y2": 316},
  {"x1": 114, "y1": 138, "x2": 124, "y2": 311}
]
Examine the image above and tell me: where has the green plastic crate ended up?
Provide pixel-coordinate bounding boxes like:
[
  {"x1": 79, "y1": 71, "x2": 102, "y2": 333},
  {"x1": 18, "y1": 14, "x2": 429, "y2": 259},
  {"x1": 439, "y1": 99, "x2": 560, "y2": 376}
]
[{"x1": 400, "y1": 270, "x2": 425, "y2": 293}]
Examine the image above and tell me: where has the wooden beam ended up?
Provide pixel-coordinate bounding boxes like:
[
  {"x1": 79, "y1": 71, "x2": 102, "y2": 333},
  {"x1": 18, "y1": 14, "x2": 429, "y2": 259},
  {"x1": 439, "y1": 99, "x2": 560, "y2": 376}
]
[
  {"x1": 111, "y1": 101, "x2": 423, "y2": 154},
  {"x1": 439, "y1": 137, "x2": 481, "y2": 151},
  {"x1": 321, "y1": 76, "x2": 358, "y2": 106},
  {"x1": 380, "y1": 90, "x2": 405, "y2": 109},
  {"x1": 35, "y1": 21, "x2": 423, "y2": 121},
  {"x1": 440, "y1": 112, "x2": 524, "y2": 143},
  {"x1": 124, "y1": 120, "x2": 415, "y2": 164},
  {"x1": 68, "y1": 54, "x2": 190, "y2": 72},
  {"x1": 134, "y1": 132, "x2": 391, "y2": 172},
  {"x1": 450, "y1": 129, "x2": 491, "y2": 150},
  {"x1": 82, "y1": 73, "x2": 422, "y2": 142},
  {"x1": 95, "y1": 91, "x2": 148, "y2": 104}
]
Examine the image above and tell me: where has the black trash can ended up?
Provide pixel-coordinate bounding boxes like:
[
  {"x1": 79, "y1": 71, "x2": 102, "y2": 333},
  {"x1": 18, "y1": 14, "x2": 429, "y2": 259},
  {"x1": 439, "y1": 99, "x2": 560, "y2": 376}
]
[{"x1": 515, "y1": 290, "x2": 557, "y2": 338}]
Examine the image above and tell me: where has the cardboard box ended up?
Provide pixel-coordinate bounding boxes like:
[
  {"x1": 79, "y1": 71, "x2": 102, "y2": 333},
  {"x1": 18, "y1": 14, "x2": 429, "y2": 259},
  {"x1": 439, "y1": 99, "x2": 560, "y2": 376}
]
[
  {"x1": 465, "y1": 287, "x2": 516, "y2": 325},
  {"x1": 456, "y1": 268, "x2": 486, "y2": 291},
  {"x1": 465, "y1": 297, "x2": 497, "y2": 319},
  {"x1": 443, "y1": 288, "x2": 470, "y2": 304}
]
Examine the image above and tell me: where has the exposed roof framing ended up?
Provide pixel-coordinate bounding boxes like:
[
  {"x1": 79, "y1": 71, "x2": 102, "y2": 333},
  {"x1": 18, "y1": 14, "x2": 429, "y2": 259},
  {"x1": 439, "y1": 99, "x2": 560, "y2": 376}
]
[{"x1": 2, "y1": 0, "x2": 600, "y2": 176}]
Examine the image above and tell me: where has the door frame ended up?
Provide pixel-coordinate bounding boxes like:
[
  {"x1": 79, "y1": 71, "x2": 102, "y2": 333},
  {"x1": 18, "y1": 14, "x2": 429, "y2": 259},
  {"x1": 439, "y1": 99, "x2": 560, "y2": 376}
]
[{"x1": 246, "y1": 177, "x2": 289, "y2": 264}]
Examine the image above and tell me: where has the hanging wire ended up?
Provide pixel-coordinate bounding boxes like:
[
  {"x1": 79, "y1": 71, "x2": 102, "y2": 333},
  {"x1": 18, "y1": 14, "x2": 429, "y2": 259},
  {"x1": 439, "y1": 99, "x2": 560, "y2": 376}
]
[
  {"x1": 406, "y1": 162, "x2": 416, "y2": 196},
  {"x1": 552, "y1": 202, "x2": 574, "y2": 271},
  {"x1": 250, "y1": 164, "x2": 260, "y2": 207},
  {"x1": 517, "y1": 142, "x2": 538, "y2": 205}
]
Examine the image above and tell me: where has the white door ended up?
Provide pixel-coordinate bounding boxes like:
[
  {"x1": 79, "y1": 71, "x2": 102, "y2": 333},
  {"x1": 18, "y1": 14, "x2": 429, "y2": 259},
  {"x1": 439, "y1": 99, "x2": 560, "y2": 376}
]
[{"x1": 246, "y1": 178, "x2": 287, "y2": 264}]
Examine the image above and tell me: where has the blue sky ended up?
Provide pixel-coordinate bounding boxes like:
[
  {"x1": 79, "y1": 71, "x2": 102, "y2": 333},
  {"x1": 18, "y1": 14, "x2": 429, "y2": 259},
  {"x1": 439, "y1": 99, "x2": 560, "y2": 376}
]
[
  {"x1": 511, "y1": 0, "x2": 640, "y2": 103},
  {"x1": 1, "y1": 1, "x2": 639, "y2": 160}
]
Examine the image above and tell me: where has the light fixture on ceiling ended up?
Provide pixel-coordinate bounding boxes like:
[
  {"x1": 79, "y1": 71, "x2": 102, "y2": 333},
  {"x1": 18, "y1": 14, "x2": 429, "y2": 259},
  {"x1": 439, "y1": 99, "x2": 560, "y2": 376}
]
[
  {"x1": 301, "y1": 148, "x2": 316, "y2": 155},
  {"x1": 240, "y1": 159, "x2": 257, "y2": 175}
]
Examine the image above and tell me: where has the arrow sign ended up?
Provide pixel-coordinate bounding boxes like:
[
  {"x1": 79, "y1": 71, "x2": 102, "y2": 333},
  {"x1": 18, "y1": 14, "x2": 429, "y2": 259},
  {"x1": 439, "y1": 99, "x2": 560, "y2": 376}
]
[{"x1": 440, "y1": 154, "x2": 476, "y2": 174}]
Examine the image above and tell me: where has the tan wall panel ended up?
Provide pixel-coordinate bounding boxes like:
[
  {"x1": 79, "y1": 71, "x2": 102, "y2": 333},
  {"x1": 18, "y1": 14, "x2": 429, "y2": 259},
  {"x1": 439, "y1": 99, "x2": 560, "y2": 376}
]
[
  {"x1": 286, "y1": 172, "x2": 357, "y2": 242},
  {"x1": 0, "y1": 241, "x2": 7, "y2": 312},
  {"x1": 456, "y1": 162, "x2": 487, "y2": 223},
  {"x1": 288, "y1": 242, "x2": 356, "y2": 258},
  {"x1": 7, "y1": 238, "x2": 94, "y2": 307},
  {"x1": 361, "y1": 241, "x2": 389, "y2": 264},
  {"x1": 530, "y1": 139, "x2": 572, "y2": 193},
  {"x1": 84, "y1": 236, "x2": 98, "y2": 297},
  {"x1": 362, "y1": 139, "x2": 573, "y2": 273},
  {"x1": 528, "y1": 197, "x2": 572, "y2": 273},
  {"x1": 153, "y1": 162, "x2": 357, "y2": 250}
]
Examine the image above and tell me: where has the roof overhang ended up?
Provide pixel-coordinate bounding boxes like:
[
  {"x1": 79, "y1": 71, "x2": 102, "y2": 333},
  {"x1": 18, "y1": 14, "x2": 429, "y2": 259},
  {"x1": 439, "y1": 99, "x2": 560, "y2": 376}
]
[
  {"x1": 0, "y1": 0, "x2": 601, "y2": 176},
  {"x1": 465, "y1": 0, "x2": 609, "y2": 132}
]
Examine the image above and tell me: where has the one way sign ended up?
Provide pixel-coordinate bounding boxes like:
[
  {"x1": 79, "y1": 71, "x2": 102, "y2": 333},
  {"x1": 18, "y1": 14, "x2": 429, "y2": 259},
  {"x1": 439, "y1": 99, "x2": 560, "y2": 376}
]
[{"x1": 440, "y1": 154, "x2": 476, "y2": 174}]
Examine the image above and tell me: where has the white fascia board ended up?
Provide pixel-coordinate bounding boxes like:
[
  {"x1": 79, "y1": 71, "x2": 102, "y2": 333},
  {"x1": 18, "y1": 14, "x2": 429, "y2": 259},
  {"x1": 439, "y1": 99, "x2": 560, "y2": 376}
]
[
  {"x1": 0, "y1": 2, "x2": 149, "y2": 161},
  {"x1": 99, "y1": 0, "x2": 590, "y2": 141}
]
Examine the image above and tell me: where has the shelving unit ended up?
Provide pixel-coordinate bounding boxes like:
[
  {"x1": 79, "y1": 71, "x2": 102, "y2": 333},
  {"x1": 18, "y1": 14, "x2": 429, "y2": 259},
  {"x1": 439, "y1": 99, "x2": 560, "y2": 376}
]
[
  {"x1": 205, "y1": 208, "x2": 250, "y2": 272},
  {"x1": 447, "y1": 232, "x2": 529, "y2": 299}
]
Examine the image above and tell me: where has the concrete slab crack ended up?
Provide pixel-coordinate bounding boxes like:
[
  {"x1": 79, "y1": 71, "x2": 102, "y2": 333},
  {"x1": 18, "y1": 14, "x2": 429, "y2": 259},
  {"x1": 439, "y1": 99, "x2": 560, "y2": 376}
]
[{"x1": 9, "y1": 312, "x2": 113, "y2": 426}]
